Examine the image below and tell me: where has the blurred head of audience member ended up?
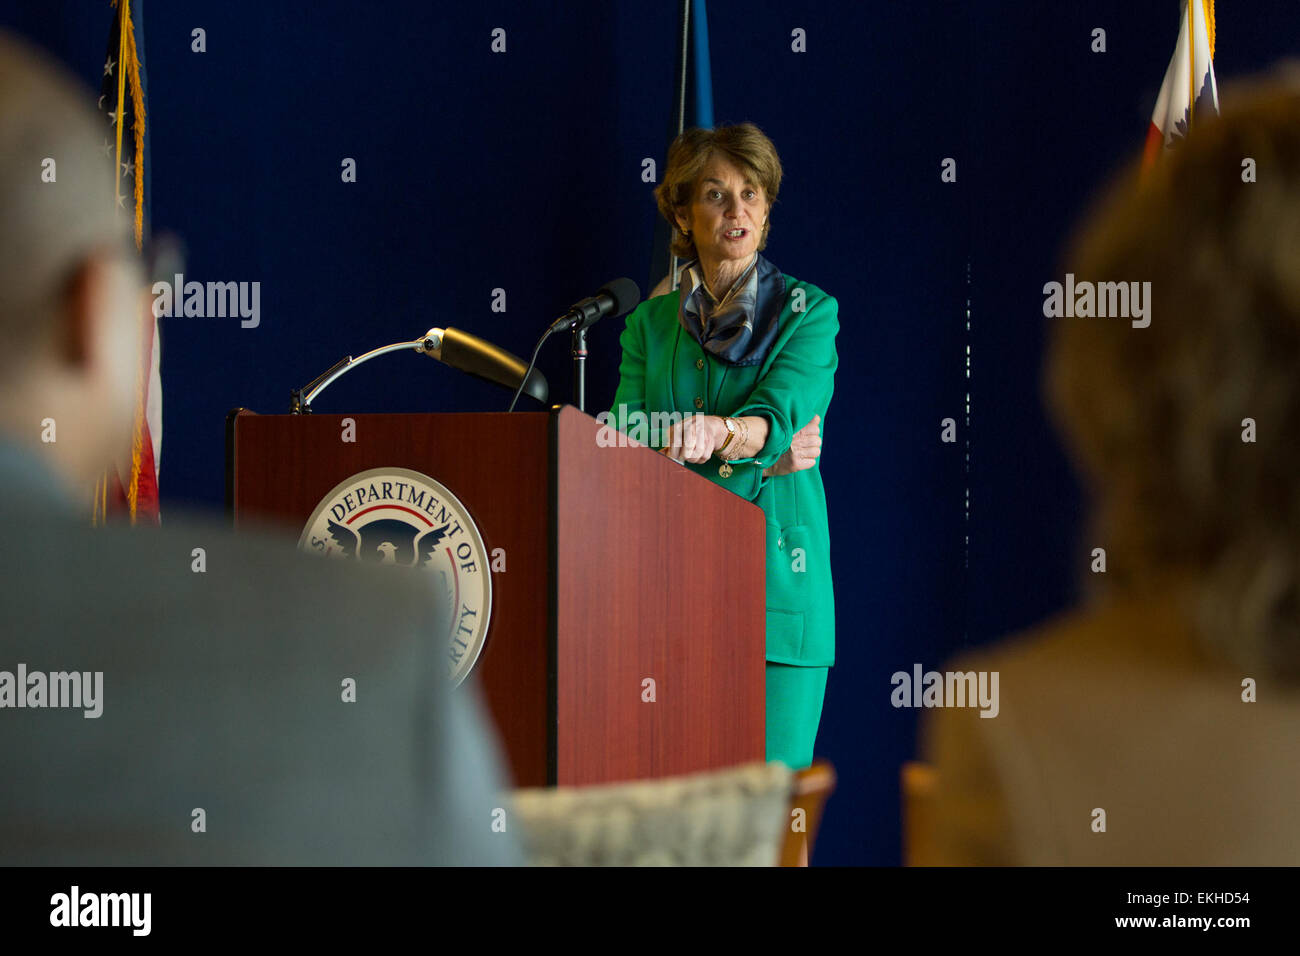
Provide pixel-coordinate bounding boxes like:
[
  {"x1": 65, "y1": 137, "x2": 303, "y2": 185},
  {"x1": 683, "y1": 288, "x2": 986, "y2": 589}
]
[
  {"x1": 0, "y1": 29, "x2": 145, "y2": 508},
  {"x1": 0, "y1": 30, "x2": 518, "y2": 866},
  {"x1": 918, "y1": 74, "x2": 1300, "y2": 868},
  {"x1": 1048, "y1": 73, "x2": 1300, "y2": 684}
]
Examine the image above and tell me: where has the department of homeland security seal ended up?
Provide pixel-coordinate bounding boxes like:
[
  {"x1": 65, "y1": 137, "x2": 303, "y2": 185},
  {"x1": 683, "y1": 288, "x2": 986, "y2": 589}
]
[{"x1": 298, "y1": 467, "x2": 492, "y2": 686}]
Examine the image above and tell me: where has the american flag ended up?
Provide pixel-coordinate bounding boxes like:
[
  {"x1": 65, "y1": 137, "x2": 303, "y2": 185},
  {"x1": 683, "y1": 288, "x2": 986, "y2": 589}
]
[{"x1": 94, "y1": 0, "x2": 161, "y2": 524}]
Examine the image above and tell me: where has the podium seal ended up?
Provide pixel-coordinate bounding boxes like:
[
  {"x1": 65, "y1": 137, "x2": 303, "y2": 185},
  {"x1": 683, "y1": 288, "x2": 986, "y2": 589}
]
[{"x1": 299, "y1": 466, "x2": 493, "y2": 686}]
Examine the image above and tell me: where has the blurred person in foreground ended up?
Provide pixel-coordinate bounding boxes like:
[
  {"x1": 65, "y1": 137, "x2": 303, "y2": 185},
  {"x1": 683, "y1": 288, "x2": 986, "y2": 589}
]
[
  {"x1": 922, "y1": 75, "x2": 1300, "y2": 865},
  {"x1": 0, "y1": 29, "x2": 517, "y2": 865}
]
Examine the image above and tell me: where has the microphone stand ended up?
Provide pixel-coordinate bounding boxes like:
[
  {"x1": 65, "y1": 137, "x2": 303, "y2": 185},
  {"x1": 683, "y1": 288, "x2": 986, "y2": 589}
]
[
  {"x1": 509, "y1": 277, "x2": 639, "y2": 412},
  {"x1": 571, "y1": 326, "x2": 587, "y2": 412}
]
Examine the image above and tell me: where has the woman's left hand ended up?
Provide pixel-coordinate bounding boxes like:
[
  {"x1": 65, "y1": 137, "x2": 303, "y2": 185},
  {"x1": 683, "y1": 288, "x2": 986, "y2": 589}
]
[
  {"x1": 662, "y1": 415, "x2": 729, "y2": 464},
  {"x1": 765, "y1": 414, "x2": 821, "y2": 476}
]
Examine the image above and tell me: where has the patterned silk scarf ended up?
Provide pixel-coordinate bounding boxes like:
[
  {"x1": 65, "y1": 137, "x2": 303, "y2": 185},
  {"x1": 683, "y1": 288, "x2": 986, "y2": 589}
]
[{"x1": 677, "y1": 252, "x2": 788, "y2": 367}]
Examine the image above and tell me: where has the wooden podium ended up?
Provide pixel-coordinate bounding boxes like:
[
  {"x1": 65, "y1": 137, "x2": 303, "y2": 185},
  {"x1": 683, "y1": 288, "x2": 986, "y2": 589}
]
[{"x1": 227, "y1": 405, "x2": 766, "y2": 786}]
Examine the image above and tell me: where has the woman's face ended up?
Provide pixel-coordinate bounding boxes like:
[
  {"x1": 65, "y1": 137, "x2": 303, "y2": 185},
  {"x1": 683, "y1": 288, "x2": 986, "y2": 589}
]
[{"x1": 676, "y1": 154, "x2": 768, "y2": 266}]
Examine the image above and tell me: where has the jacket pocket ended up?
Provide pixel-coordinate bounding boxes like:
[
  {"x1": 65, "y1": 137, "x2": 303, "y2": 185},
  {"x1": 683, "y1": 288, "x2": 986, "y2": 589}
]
[
  {"x1": 766, "y1": 522, "x2": 814, "y2": 606},
  {"x1": 765, "y1": 608, "x2": 805, "y2": 661}
]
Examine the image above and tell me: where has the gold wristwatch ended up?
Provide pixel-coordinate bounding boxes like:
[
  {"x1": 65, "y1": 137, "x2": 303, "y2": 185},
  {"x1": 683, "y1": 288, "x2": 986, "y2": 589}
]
[{"x1": 718, "y1": 417, "x2": 738, "y2": 456}]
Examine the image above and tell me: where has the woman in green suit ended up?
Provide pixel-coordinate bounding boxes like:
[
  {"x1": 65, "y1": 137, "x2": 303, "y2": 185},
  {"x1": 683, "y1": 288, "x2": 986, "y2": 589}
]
[{"x1": 606, "y1": 122, "x2": 838, "y2": 769}]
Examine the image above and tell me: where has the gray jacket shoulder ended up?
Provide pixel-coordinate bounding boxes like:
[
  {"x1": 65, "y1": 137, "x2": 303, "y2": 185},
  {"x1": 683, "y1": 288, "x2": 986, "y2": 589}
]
[{"x1": 0, "y1": 507, "x2": 520, "y2": 865}]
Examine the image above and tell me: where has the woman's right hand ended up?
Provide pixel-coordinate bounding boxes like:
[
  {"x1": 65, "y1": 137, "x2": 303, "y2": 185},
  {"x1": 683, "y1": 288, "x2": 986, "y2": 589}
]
[{"x1": 765, "y1": 415, "x2": 822, "y2": 477}]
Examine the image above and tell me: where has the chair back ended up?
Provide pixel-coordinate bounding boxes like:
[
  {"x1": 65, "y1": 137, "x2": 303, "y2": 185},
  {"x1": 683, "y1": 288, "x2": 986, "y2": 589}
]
[
  {"x1": 511, "y1": 761, "x2": 793, "y2": 866},
  {"x1": 901, "y1": 760, "x2": 938, "y2": 866},
  {"x1": 778, "y1": 759, "x2": 837, "y2": 866}
]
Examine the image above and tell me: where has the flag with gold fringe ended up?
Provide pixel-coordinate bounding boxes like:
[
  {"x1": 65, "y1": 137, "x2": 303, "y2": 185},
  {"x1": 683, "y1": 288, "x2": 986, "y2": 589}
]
[
  {"x1": 94, "y1": 0, "x2": 160, "y2": 524},
  {"x1": 1142, "y1": 0, "x2": 1219, "y2": 172}
]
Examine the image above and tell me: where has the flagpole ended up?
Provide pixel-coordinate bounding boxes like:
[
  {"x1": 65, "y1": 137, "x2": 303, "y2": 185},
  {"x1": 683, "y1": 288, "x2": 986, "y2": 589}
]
[
  {"x1": 1188, "y1": 0, "x2": 1195, "y2": 128},
  {"x1": 668, "y1": 0, "x2": 690, "y2": 292}
]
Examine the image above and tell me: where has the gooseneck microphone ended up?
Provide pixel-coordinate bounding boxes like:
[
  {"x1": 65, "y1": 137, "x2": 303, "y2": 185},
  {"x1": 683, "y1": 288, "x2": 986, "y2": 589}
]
[
  {"x1": 421, "y1": 326, "x2": 549, "y2": 402},
  {"x1": 290, "y1": 326, "x2": 548, "y2": 413}
]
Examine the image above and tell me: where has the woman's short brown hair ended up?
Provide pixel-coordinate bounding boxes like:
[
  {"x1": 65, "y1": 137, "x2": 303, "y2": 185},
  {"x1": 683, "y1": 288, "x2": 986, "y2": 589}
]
[
  {"x1": 1048, "y1": 75, "x2": 1300, "y2": 680},
  {"x1": 653, "y1": 122, "x2": 783, "y2": 260}
]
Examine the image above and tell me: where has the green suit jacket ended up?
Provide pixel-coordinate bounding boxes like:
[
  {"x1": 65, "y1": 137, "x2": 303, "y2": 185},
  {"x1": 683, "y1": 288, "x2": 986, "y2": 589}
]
[{"x1": 606, "y1": 274, "x2": 838, "y2": 666}]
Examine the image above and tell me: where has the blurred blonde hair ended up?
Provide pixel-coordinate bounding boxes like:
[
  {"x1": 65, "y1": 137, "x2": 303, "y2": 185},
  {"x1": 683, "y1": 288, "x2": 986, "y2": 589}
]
[
  {"x1": 654, "y1": 122, "x2": 783, "y2": 260},
  {"x1": 1047, "y1": 74, "x2": 1300, "y2": 680}
]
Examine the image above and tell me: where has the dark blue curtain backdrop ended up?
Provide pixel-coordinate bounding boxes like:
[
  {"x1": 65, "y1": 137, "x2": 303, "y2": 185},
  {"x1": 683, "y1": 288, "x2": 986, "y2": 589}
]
[{"x1": 5, "y1": 1, "x2": 1297, "y2": 865}]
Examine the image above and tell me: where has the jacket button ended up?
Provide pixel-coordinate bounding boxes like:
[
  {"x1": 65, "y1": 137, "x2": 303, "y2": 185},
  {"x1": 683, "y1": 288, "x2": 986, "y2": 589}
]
[
  {"x1": 777, "y1": 536, "x2": 785, "y2": 550},
  {"x1": 694, "y1": 397, "x2": 704, "y2": 409},
  {"x1": 695, "y1": 358, "x2": 704, "y2": 370}
]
